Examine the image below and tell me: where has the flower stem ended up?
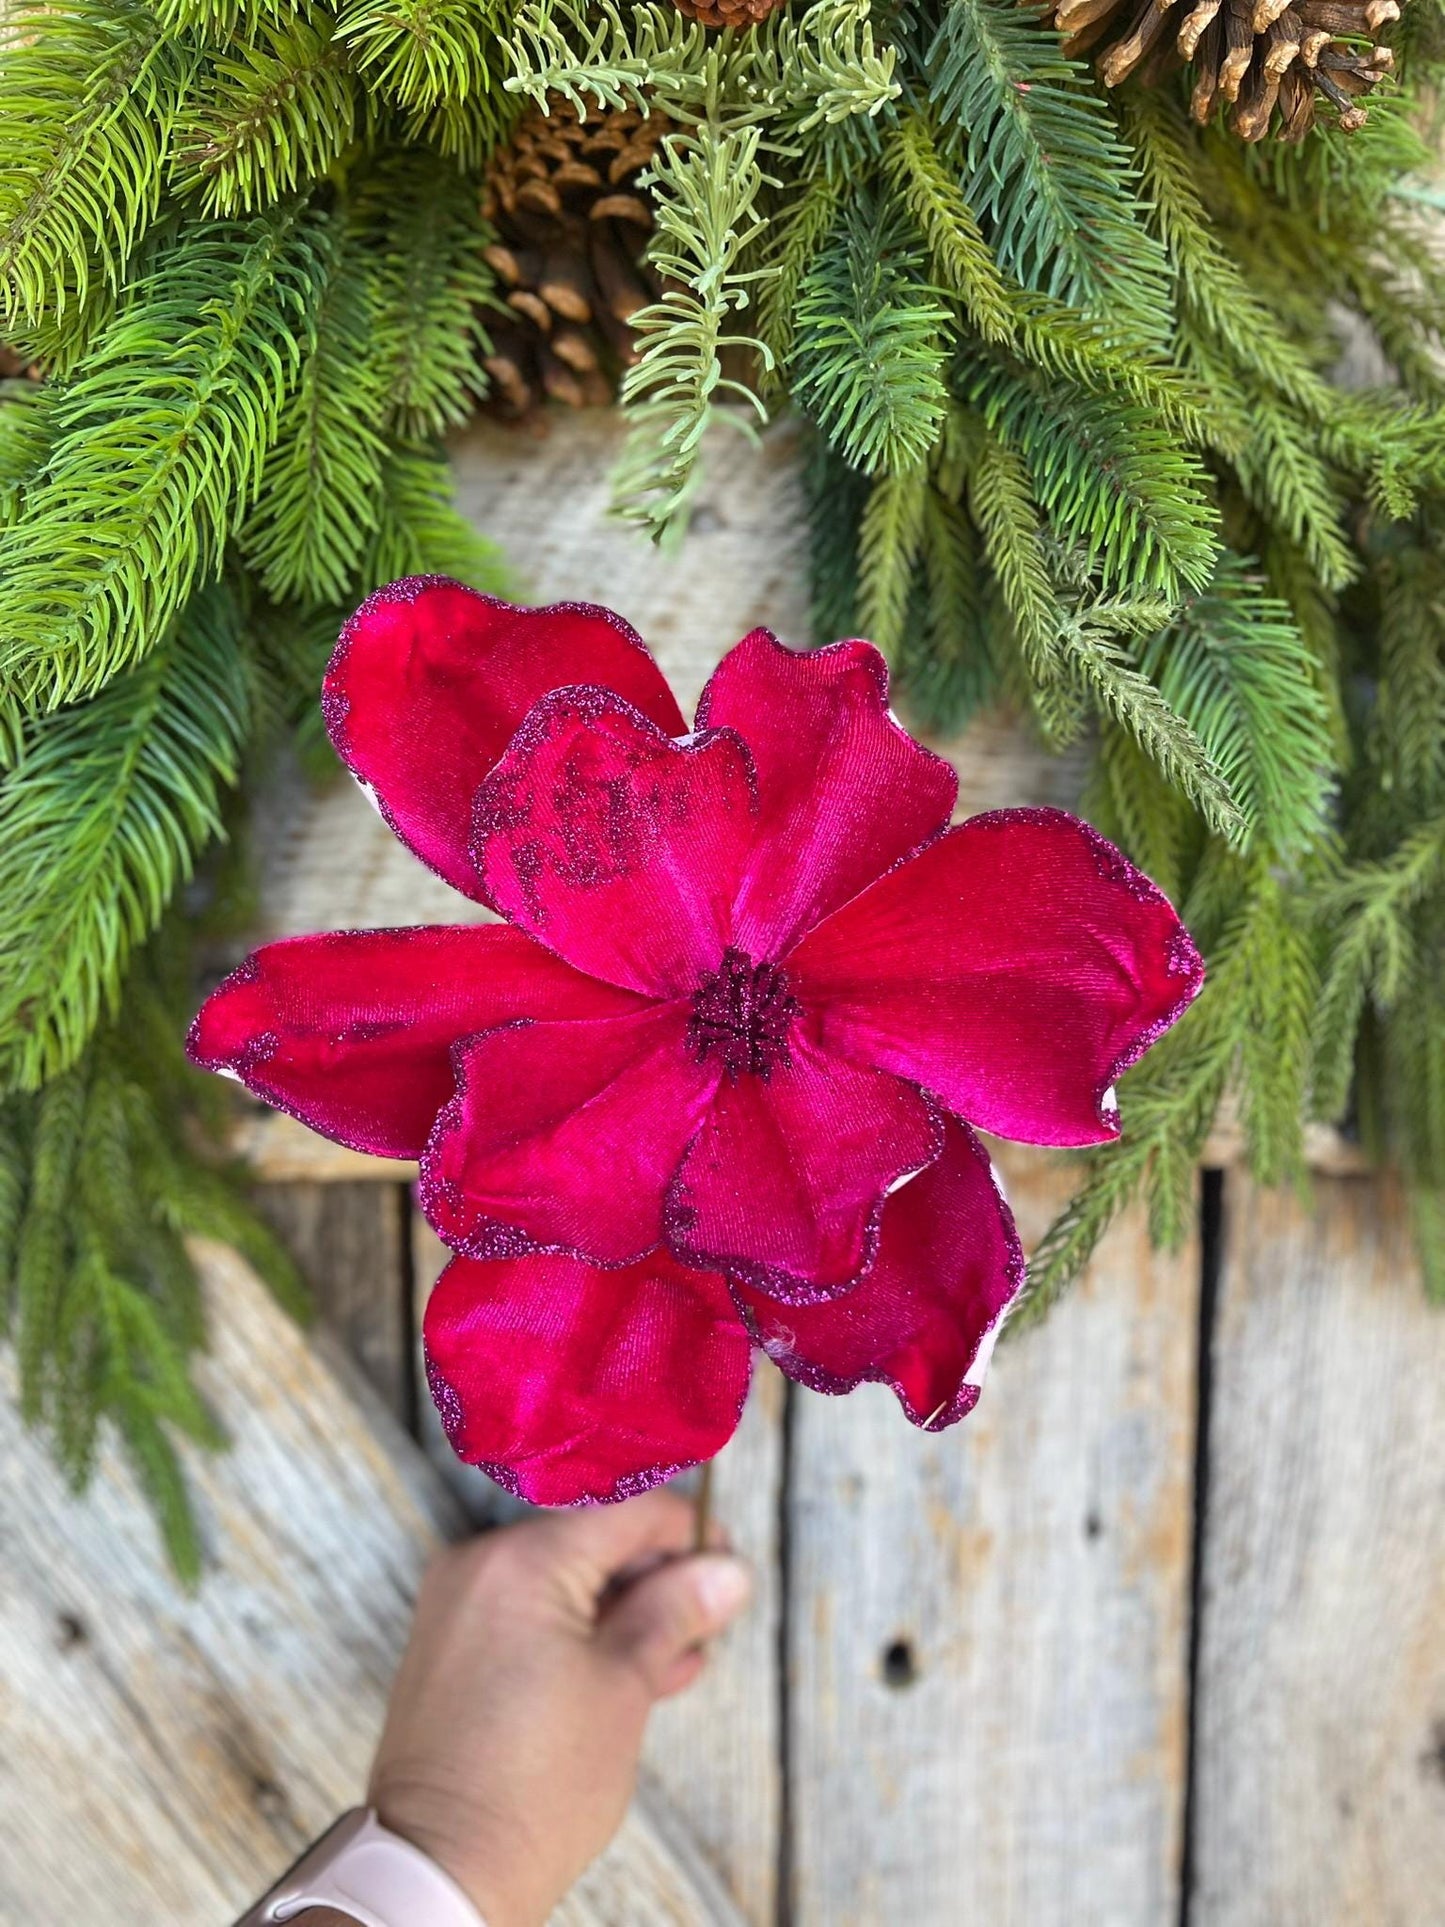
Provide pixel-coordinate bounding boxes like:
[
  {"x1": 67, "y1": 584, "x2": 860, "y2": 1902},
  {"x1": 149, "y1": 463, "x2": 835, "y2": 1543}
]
[{"x1": 693, "y1": 1457, "x2": 714, "y2": 1553}]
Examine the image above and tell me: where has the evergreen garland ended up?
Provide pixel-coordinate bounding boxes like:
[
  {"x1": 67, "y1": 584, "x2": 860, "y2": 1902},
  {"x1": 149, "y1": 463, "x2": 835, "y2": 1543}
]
[{"x1": 1, "y1": 0, "x2": 1442, "y2": 1565}]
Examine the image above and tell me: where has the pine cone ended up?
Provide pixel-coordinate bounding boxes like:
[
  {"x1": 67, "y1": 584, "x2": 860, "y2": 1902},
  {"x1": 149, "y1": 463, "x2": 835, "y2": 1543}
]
[
  {"x1": 480, "y1": 97, "x2": 673, "y2": 419},
  {"x1": 0, "y1": 345, "x2": 40, "y2": 380},
  {"x1": 671, "y1": 0, "x2": 790, "y2": 27},
  {"x1": 1044, "y1": 0, "x2": 1400, "y2": 140}
]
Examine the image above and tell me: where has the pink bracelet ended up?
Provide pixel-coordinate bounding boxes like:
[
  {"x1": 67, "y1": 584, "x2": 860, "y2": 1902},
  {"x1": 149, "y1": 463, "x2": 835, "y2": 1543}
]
[{"x1": 234, "y1": 1807, "x2": 487, "y2": 1927}]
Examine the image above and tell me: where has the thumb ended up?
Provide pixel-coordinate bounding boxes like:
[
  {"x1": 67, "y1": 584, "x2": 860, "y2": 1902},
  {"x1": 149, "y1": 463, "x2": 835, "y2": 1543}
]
[{"x1": 597, "y1": 1552, "x2": 753, "y2": 1700}]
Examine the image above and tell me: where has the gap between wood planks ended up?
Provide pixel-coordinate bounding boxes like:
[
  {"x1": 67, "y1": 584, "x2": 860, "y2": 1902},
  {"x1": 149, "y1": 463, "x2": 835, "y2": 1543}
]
[{"x1": 1179, "y1": 1169, "x2": 1226, "y2": 1927}]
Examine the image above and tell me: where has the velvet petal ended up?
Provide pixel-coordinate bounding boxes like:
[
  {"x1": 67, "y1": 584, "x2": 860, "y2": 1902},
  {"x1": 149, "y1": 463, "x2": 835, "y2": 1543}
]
[
  {"x1": 323, "y1": 579, "x2": 686, "y2": 900},
  {"x1": 420, "y1": 1001, "x2": 719, "y2": 1266},
  {"x1": 733, "y1": 1115, "x2": 1023, "y2": 1428},
  {"x1": 695, "y1": 629, "x2": 958, "y2": 957},
  {"x1": 471, "y1": 687, "x2": 757, "y2": 997},
  {"x1": 423, "y1": 1249, "x2": 752, "y2": 1506},
  {"x1": 665, "y1": 1034, "x2": 944, "y2": 1301},
  {"x1": 187, "y1": 923, "x2": 646, "y2": 1160},
  {"x1": 790, "y1": 808, "x2": 1205, "y2": 1147}
]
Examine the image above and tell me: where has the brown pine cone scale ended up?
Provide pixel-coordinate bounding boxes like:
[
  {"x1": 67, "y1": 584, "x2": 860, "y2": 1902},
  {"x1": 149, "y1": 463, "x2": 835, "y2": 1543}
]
[
  {"x1": 671, "y1": 0, "x2": 790, "y2": 28},
  {"x1": 480, "y1": 97, "x2": 674, "y2": 418},
  {"x1": 1044, "y1": 0, "x2": 1400, "y2": 139}
]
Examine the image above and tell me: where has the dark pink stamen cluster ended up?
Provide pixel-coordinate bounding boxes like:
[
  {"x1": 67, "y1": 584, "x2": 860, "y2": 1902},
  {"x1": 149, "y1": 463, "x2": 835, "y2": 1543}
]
[{"x1": 687, "y1": 946, "x2": 798, "y2": 1080}]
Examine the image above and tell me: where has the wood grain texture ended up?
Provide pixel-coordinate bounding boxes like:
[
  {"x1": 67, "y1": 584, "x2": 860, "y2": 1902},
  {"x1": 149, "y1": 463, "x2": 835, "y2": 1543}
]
[
  {"x1": 1191, "y1": 1174, "x2": 1445, "y2": 1927},
  {"x1": 0, "y1": 1240, "x2": 744, "y2": 1927},
  {"x1": 253, "y1": 1179, "x2": 411, "y2": 1421},
  {"x1": 786, "y1": 1145, "x2": 1199, "y2": 1927},
  {"x1": 410, "y1": 1214, "x2": 787, "y2": 1923}
]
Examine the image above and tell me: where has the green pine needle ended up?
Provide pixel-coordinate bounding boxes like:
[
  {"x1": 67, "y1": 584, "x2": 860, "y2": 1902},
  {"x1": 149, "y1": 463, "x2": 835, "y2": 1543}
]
[
  {"x1": 0, "y1": 207, "x2": 328, "y2": 711},
  {"x1": 792, "y1": 191, "x2": 949, "y2": 478},
  {"x1": 0, "y1": 584, "x2": 250, "y2": 1091},
  {"x1": 172, "y1": 15, "x2": 360, "y2": 218},
  {"x1": 0, "y1": 1, "x2": 190, "y2": 327}
]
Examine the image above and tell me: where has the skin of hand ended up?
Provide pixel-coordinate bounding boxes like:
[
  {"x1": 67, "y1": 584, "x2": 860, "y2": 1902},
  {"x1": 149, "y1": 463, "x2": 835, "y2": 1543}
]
[{"x1": 357, "y1": 1490, "x2": 753, "y2": 1927}]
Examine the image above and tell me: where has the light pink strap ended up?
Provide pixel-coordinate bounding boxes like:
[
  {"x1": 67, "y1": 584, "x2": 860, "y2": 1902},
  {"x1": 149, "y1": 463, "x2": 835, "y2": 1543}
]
[{"x1": 255, "y1": 1808, "x2": 486, "y2": 1927}]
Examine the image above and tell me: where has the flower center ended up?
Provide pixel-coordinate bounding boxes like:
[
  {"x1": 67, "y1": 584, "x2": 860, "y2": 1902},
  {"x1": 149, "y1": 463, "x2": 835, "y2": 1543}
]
[{"x1": 687, "y1": 947, "x2": 798, "y2": 1081}]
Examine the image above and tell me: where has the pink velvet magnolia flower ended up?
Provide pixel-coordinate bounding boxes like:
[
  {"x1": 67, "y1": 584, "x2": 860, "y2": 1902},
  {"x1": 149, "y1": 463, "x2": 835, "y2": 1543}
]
[{"x1": 190, "y1": 577, "x2": 1203, "y2": 1505}]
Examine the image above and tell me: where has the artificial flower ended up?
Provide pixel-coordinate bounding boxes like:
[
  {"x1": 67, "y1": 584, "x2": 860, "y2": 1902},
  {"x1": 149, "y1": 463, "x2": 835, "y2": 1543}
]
[{"x1": 191, "y1": 576, "x2": 1203, "y2": 1501}]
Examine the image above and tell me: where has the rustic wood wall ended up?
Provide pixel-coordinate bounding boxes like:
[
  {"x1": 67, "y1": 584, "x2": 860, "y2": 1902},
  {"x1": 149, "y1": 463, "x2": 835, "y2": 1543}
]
[{"x1": 3, "y1": 415, "x2": 1441, "y2": 1927}]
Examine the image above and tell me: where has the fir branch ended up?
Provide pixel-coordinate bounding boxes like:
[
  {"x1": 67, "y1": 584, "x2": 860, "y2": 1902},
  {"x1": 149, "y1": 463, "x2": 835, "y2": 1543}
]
[
  {"x1": 172, "y1": 15, "x2": 360, "y2": 218},
  {"x1": 241, "y1": 221, "x2": 387, "y2": 605},
  {"x1": 0, "y1": 380, "x2": 57, "y2": 529},
  {"x1": 0, "y1": 2, "x2": 190, "y2": 326},
  {"x1": 1231, "y1": 389, "x2": 1358, "y2": 593},
  {"x1": 339, "y1": 0, "x2": 508, "y2": 111},
  {"x1": 924, "y1": 0, "x2": 1169, "y2": 337},
  {"x1": 883, "y1": 109, "x2": 1013, "y2": 346},
  {"x1": 1373, "y1": 542, "x2": 1445, "y2": 811},
  {"x1": 2, "y1": 932, "x2": 306, "y2": 1579},
  {"x1": 0, "y1": 585, "x2": 250, "y2": 1092},
  {"x1": 966, "y1": 426, "x2": 1071, "y2": 703},
  {"x1": 504, "y1": 0, "x2": 898, "y2": 136},
  {"x1": 1312, "y1": 817, "x2": 1445, "y2": 1119},
  {"x1": 613, "y1": 122, "x2": 772, "y2": 540},
  {"x1": 1058, "y1": 607, "x2": 1245, "y2": 844},
  {"x1": 1126, "y1": 92, "x2": 1340, "y2": 426},
  {"x1": 791, "y1": 192, "x2": 949, "y2": 478},
  {"x1": 963, "y1": 355, "x2": 1220, "y2": 600},
  {"x1": 363, "y1": 443, "x2": 511, "y2": 590},
  {"x1": 0, "y1": 208, "x2": 327, "y2": 710},
  {"x1": 903, "y1": 483, "x2": 995, "y2": 734},
  {"x1": 1138, "y1": 555, "x2": 1336, "y2": 857},
  {"x1": 856, "y1": 467, "x2": 927, "y2": 658},
  {"x1": 757, "y1": 170, "x2": 841, "y2": 377},
  {"x1": 354, "y1": 150, "x2": 495, "y2": 442}
]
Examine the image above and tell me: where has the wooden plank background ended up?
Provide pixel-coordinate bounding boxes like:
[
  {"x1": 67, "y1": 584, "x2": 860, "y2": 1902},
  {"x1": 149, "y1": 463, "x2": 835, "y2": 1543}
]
[{"x1": 3, "y1": 414, "x2": 1439, "y2": 1927}]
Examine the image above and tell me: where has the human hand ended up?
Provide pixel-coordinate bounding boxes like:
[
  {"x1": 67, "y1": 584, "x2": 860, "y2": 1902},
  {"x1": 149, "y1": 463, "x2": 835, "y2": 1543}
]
[{"x1": 366, "y1": 1490, "x2": 753, "y2": 1927}]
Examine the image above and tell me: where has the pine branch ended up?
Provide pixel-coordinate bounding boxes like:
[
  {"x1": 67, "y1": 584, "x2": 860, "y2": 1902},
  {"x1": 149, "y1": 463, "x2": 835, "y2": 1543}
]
[
  {"x1": 363, "y1": 443, "x2": 511, "y2": 591},
  {"x1": 1312, "y1": 816, "x2": 1445, "y2": 1119},
  {"x1": 1059, "y1": 607, "x2": 1245, "y2": 844},
  {"x1": 962, "y1": 353, "x2": 1220, "y2": 601},
  {"x1": 757, "y1": 170, "x2": 841, "y2": 378},
  {"x1": 0, "y1": 379, "x2": 57, "y2": 529},
  {"x1": 856, "y1": 467, "x2": 928, "y2": 658},
  {"x1": 883, "y1": 109, "x2": 1013, "y2": 346},
  {"x1": 613, "y1": 122, "x2": 772, "y2": 540},
  {"x1": 0, "y1": 1, "x2": 190, "y2": 326},
  {"x1": 354, "y1": 150, "x2": 495, "y2": 443},
  {"x1": 925, "y1": 0, "x2": 1169, "y2": 338},
  {"x1": 172, "y1": 15, "x2": 360, "y2": 218},
  {"x1": 0, "y1": 208, "x2": 327, "y2": 711},
  {"x1": 339, "y1": 0, "x2": 514, "y2": 162},
  {"x1": 1138, "y1": 554, "x2": 1336, "y2": 857},
  {"x1": 903, "y1": 483, "x2": 996, "y2": 734},
  {"x1": 2, "y1": 931, "x2": 307, "y2": 1579},
  {"x1": 1373, "y1": 542, "x2": 1445, "y2": 812},
  {"x1": 791, "y1": 190, "x2": 949, "y2": 477},
  {"x1": 240, "y1": 220, "x2": 387, "y2": 605},
  {"x1": 0, "y1": 584, "x2": 250, "y2": 1092},
  {"x1": 966, "y1": 425, "x2": 1073, "y2": 712},
  {"x1": 504, "y1": 0, "x2": 899, "y2": 135}
]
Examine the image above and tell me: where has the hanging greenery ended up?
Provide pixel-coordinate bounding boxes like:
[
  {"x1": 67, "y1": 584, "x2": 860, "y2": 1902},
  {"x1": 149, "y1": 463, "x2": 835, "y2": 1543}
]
[{"x1": 1, "y1": 0, "x2": 1443, "y2": 1566}]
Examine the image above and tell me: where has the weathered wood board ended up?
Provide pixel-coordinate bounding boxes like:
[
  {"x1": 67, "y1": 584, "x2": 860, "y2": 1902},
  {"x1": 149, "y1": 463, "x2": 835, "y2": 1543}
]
[
  {"x1": 786, "y1": 1145, "x2": 1199, "y2": 1927},
  {"x1": 0, "y1": 1241, "x2": 744, "y2": 1927},
  {"x1": 254, "y1": 1178, "x2": 412, "y2": 1422},
  {"x1": 410, "y1": 1217, "x2": 788, "y2": 1924},
  {"x1": 1191, "y1": 1175, "x2": 1445, "y2": 1927}
]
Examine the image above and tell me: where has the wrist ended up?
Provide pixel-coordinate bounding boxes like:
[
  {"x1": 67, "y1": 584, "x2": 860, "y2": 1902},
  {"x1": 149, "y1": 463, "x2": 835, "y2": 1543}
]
[{"x1": 234, "y1": 1808, "x2": 487, "y2": 1927}]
